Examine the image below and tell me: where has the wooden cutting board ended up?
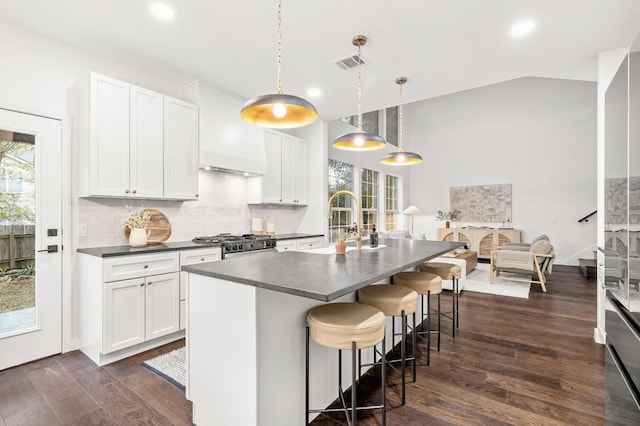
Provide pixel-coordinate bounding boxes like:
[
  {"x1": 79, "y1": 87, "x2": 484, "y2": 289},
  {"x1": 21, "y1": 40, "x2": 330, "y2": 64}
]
[{"x1": 124, "y1": 209, "x2": 171, "y2": 245}]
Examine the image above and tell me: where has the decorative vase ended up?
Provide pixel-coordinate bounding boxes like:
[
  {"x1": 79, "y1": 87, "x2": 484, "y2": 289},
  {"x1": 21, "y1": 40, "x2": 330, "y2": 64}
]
[
  {"x1": 445, "y1": 221, "x2": 450, "y2": 229},
  {"x1": 129, "y1": 227, "x2": 150, "y2": 247},
  {"x1": 335, "y1": 244, "x2": 347, "y2": 255}
]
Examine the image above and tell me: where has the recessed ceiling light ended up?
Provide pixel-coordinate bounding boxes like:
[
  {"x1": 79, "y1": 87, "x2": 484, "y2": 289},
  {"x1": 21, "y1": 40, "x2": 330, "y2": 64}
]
[
  {"x1": 150, "y1": 3, "x2": 175, "y2": 21},
  {"x1": 510, "y1": 19, "x2": 536, "y2": 38},
  {"x1": 307, "y1": 87, "x2": 322, "y2": 98}
]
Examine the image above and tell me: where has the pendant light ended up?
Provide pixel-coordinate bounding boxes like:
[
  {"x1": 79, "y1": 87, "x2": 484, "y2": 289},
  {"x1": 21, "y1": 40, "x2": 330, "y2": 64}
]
[
  {"x1": 380, "y1": 77, "x2": 423, "y2": 165},
  {"x1": 332, "y1": 35, "x2": 386, "y2": 151},
  {"x1": 240, "y1": 0, "x2": 318, "y2": 129}
]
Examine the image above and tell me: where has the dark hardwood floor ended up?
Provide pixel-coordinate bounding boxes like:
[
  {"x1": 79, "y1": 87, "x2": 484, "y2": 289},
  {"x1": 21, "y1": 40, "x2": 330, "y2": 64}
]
[
  {"x1": 312, "y1": 265, "x2": 604, "y2": 425},
  {"x1": 0, "y1": 339, "x2": 191, "y2": 425},
  {"x1": 0, "y1": 265, "x2": 603, "y2": 425}
]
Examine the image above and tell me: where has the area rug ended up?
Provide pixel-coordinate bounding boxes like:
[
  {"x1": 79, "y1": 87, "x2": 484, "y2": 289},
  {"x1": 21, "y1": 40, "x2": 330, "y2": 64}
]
[
  {"x1": 142, "y1": 346, "x2": 186, "y2": 390},
  {"x1": 464, "y1": 263, "x2": 531, "y2": 299}
]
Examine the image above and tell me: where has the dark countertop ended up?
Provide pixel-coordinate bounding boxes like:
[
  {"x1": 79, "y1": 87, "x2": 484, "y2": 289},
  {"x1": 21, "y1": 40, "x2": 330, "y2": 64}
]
[
  {"x1": 275, "y1": 233, "x2": 324, "y2": 241},
  {"x1": 77, "y1": 241, "x2": 221, "y2": 257},
  {"x1": 182, "y1": 239, "x2": 462, "y2": 301}
]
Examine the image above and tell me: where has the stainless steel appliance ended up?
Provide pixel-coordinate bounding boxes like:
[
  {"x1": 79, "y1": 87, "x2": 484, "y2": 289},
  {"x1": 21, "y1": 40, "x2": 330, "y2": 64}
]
[
  {"x1": 192, "y1": 234, "x2": 277, "y2": 259},
  {"x1": 603, "y1": 44, "x2": 640, "y2": 424},
  {"x1": 605, "y1": 292, "x2": 640, "y2": 424}
]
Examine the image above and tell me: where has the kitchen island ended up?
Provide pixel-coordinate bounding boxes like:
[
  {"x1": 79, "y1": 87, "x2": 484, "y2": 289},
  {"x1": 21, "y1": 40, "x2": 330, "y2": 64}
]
[{"x1": 183, "y1": 238, "x2": 461, "y2": 426}]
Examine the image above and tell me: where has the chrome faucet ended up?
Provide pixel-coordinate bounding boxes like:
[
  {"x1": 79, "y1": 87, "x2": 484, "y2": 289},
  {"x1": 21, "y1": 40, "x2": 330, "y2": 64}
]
[{"x1": 327, "y1": 190, "x2": 362, "y2": 251}]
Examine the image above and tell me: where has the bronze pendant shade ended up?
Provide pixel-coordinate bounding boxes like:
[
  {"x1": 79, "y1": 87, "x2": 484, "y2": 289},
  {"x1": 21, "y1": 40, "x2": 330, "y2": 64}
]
[
  {"x1": 240, "y1": 0, "x2": 318, "y2": 129},
  {"x1": 380, "y1": 77, "x2": 423, "y2": 165},
  {"x1": 332, "y1": 35, "x2": 386, "y2": 151}
]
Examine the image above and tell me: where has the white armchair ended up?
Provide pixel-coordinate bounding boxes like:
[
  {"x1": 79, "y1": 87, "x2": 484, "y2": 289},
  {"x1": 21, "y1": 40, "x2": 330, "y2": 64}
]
[
  {"x1": 500, "y1": 234, "x2": 549, "y2": 252},
  {"x1": 490, "y1": 238, "x2": 555, "y2": 292}
]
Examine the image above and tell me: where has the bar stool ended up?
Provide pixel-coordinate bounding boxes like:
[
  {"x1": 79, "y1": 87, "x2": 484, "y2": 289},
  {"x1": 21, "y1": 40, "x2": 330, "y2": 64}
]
[
  {"x1": 357, "y1": 284, "x2": 418, "y2": 405},
  {"x1": 392, "y1": 272, "x2": 443, "y2": 366},
  {"x1": 306, "y1": 302, "x2": 386, "y2": 426},
  {"x1": 420, "y1": 262, "x2": 461, "y2": 337}
]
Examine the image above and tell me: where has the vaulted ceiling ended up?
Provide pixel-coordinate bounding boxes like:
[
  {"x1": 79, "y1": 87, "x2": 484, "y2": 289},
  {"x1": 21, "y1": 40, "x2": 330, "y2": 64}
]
[{"x1": 1, "y1": 0, "x2": 638, "y2": 119}]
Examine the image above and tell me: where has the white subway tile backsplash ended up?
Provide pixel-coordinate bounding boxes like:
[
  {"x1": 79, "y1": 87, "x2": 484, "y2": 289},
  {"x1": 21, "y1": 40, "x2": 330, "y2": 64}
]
[{"x1": 76, "y1": 170, "x2": 305, "y2": 248}]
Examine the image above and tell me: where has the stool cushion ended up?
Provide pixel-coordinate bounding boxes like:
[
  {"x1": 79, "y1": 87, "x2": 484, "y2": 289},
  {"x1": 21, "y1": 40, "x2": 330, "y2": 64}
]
[
  {"x1": 393, "y1": 272, "x2": 443, "y2": 295},
  {"x1": 358, "y1": 285, "x2": 418, "y2": 316},
  {"x1": 420, "y1": 262, "x2": 462, "y2": 280},
  {"x1": 307, "y1": 303, "x2": 385, "y2": 350}
]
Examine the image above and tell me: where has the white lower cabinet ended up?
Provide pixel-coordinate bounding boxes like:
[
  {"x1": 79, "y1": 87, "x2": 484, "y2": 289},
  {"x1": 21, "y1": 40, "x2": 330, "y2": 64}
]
[
  {"x1": 103, "y1": 272, "x2": 179, "y2": 354},
  {"x1": 276, "y1": 237, "x2": 324, "y2": 252},
  {"x1": 295, "y1": 237, "x2": 323, "y2": 251},
  {"x1": 179, "y1": 247, "x2": 222, "y2": 330},
  {"x1": 78, "y1": 251, "x2": 186, "y2": 366}
]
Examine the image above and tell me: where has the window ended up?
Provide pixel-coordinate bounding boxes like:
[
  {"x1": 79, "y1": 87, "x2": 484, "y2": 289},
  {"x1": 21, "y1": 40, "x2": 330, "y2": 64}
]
[
  {"x1": 342, "y1": 110, "x2": 379, "y2": 135},
  {"x1": 328, "y1": 160, "x2": 354, "y2": 241},
  {"x1": 385, "y1": 106, "x2": 398, "y2": 147},
  {"x1": 361, "y1": 169, "x2": 378, "y2": 235},
  {"x1": 385, "y1": 174, "x2": 399, "y2": 231}
]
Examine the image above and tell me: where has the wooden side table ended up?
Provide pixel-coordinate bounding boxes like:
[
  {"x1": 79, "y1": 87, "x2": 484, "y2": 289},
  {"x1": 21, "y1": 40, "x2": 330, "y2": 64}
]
[{"x1": 452, "y1": 251, "x2": 478, "y2": 275}]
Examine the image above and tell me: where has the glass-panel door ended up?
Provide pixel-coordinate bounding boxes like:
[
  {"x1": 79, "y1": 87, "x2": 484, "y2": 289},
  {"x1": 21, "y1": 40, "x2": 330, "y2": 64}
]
[
  {"x1": 0, "y1": 130, "x2": 36, "y2": 334},
  {"x1": 0, "y1": 109, "x2": 62, "y2": 370}
]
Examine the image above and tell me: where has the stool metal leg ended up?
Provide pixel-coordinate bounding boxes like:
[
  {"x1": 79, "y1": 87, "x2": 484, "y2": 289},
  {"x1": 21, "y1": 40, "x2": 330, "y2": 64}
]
[
  {"x1": 305, "y1": 327, "x2": 310, "y2": 426},
  {"x1": 412, "y1": 312, "x2": 417, "y2": 382},
  {"x1": 338, "y1": 349, "x2": 342, "y2": 404},
  {"x1": 437, "y1": 293, "x2": 441, "y2": 351},
  {"x1": 451, "y1": 279, "x2": 456, "y2": 338},
  {"x1": 455, "y1": 278, "x2": 460, "y2": 329},
  {"x1": 401, "y1": 310, "x2": 406, "y2": 405},
  {"x1": 391, "y1": 316, "x2": 396, "y2": 349},
  {"x1": 351, "y1": 341, "x2": 357, "y2": 426},
  {"x1": 427, "y1": 290, "x2": 431, "y2": 365},
  {"x1": 382, "y1": 336, "x2": 386, "y2": 426}
]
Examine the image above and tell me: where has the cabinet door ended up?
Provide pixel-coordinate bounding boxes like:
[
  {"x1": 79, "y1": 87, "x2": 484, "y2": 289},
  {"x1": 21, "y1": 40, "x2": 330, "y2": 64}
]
[
  {"x1": 89, "y1": 73, "x2": 130, "y2": 197},
  {"x1": 296, "y1": 237, "x2": 323, "y2": 251},
  {"x1": 293, "y1": 138, "x2": 308, "y2": 204},
  {"x1": 262, "y1": 130, "x2": 283, "y2": 202},
  {"x1": 164, "y1": 96, "x2": 199, "y2": 200},
  {"x1": 276, "y1": 240, "x2": 296, "y2": 252},
  {"x1": 130, "y1": 85, "x2": 164, "y2": 199},
  {"x1": 280, "y1": 134, "x2": 296, "y2": 203},
  {"x1": 145, "y1": 272, "x2": 180, "y2": 340},
  {"x1": 179, "y1": 247, "x2": 221, "y2": 330},
  {"x1": 103, "y1": 278, "x2": 145, "y2": 354}
]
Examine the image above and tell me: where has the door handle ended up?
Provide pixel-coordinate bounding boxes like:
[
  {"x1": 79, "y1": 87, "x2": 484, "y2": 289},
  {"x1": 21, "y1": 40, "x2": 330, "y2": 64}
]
[{"x1": 37, "y1": 245, "x2": 58, "y2": 253}]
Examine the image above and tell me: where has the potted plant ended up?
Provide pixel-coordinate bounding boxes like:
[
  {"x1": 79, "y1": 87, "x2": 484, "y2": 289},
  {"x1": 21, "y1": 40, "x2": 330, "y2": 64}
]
[
  {"x1": 124, "y1": 205, "x2": 151, "y2": 247},
  {"x1": 436, "y1": 209, "x2": 460, "y2": 228},
  {"x1": 335, "y1": 232, "x2": 348, "y2": 255}
]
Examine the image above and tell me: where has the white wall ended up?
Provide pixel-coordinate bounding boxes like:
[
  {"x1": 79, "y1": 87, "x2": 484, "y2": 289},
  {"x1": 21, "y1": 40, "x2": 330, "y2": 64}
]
[
  {"x1": 405, "y1": 77, "x2": 597, "y2": 265},
  {"x1": 0, "y1": 23, "x2": 324, "y2": 351}
]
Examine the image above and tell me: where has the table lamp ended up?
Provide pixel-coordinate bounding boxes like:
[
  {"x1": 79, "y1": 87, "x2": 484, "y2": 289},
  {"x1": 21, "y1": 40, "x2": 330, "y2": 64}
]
[{"x1": 402, "y1": 206, "x2": 420, "y2": 235}]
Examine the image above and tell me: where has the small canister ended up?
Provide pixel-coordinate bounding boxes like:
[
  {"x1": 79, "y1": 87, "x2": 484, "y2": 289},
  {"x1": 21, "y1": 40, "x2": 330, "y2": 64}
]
[{"x1": 369, "y1": 225, "x2": 379, "y2": 248}]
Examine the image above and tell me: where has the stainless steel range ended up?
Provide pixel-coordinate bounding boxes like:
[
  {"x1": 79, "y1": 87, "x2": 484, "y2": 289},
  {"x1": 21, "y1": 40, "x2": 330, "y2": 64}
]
[{"x1": 192, "y1": 234, "x2": 277, "y2": 259}]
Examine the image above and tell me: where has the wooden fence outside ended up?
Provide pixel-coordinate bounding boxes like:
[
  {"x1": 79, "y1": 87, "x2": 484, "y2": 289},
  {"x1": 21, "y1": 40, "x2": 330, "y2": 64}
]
[{"x1": 0, "y1": 224, "x2": 35, "y2": 271}]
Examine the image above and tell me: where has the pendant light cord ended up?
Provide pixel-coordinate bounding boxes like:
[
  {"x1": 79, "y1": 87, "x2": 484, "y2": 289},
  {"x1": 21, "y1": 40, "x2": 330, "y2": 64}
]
[
  {"x1": 276, "y1": 0, "x2": 283, "y2": 95},
  {"x1": 357, "y1": 43, "x2": 363, "y2": 132},
  {"x1": 398, "y1": 83, "x2": 404, "y2": 151}
]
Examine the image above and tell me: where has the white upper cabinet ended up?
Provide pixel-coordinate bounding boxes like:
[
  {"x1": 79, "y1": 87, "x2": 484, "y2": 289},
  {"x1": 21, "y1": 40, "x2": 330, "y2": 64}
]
[
  {"x1": 262, "y1": 130, "x2": 284, "y2": 203},
  {"x1": 293, "y1": 137, "x2": 308, "y2": 205},
  {"x1": 89, "y1": 73, "x2": 130, "y2": 197},
  {"x1": 248, "y1": 129, "x2": 308, "y2": 205},
  {"x1": 280, "y1": 134, "x2": 296, "y2": 203},
  {"x1": 81, "y1": 72, "x2": 198, "y2": 200},
  {"x1": 130, "y1": 85, "x2": 164, "y2": 198},
  {"x1": 164, "y1": 96, "x2": 199, "y2": 200}
]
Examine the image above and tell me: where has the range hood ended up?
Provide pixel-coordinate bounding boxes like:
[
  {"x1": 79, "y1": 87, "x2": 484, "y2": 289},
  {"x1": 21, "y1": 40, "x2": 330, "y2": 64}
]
[{"x1": 185, "y1": 81, "x2": 267, "y2": 176}]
